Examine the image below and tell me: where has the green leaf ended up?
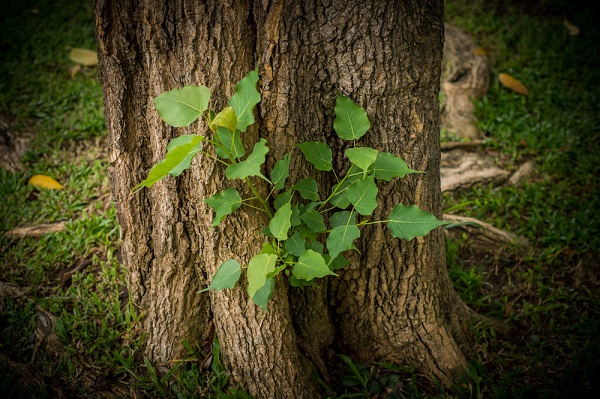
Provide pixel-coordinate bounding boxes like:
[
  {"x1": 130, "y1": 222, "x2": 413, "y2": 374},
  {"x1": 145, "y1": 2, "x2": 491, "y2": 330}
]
[
  {"x1": 260, "y1": 242, "x2": 277, "y2": 254},
  {"x1": 294, "y1": 178, "x2": 319, "y2": 201},
  {"x1": 293, "y1": 250, "x2": 336, "y2": 281},
  {"x1": 299, "y1": 210, "x2": 326, "y2": 233},
  {"x1": 330, "y1": 254, "x2": 351, "y2": 270},
  {"x1": 268, "y1": 265, "x2": 286, "y2": 278},
  {"x1": 204, "y1": 188, "x2": 243, "y2": 227},
  {"x1": 297, "y1": 142, "x2": 332, "y2": 171},
  {"x1": 133, "y1": 135, "x2": 203, "y2": 192},
  {"x1": 252, "y1": 277, "x2": 275, "y2": 311},
  {"x1": 269, "y1": 201, "x2": 292, "y2": 241},
  {"x1": 247, "y1": 253, "x2": 277, "y2": 299},
  {"x1": 330, "y1": 191, "x2": 350, "y2": 209},
  {"x1": 271, "y1": 152, "x2": 291, "y2": 190},
  {"x1": 291, "y1": 205, "x2": 301, "y2": 226},
  {"x1": 154, "y1": 86, "x2": 210, "y2": 127},
  {"x1": 345, "y1": 175, "x2": 378, "y2": 215},
  {"x1": 333, "y1": 94, "x2": 370, "y2": 141},
  {"x1": 210, "y1": 106, "x2": 237, "y2": 133},
  {"x1": 284, "y1": 231, "x2": 306, "y2": 257},
  {"x1": 387, "y1": 204, "x2": 447, "y2": 241},
  {"x1": 289, "y1": 275, "x2": 315, "y2": 287},
  {"x1": 371, "y1": 152, "x2": 419, "y2": 181},
  {"x1": 261, "y1": 225, "x2": 274, "y2": 237},
  {"x1": 327, "y1": 224, "x2": 360, "y2": 259},
  {"x1": 199, "y1": 259, "x2": 241, "y2": 292},
  {"x1": 330, "y1": 211, "x2": 357, "y2": 229},
  {"x1": 274, "y1": 190, "x2": 293, "y2": 210},
  {"x1": 305, "y1": 240, "x2": 324, "y2": 253},
  {"x1": 229, "y1": 68, "x2": 261, "y2": 132},
  {"x1": 215, "y1": 126, "x2": 245, "y2": 160},
  {"x1": 166, "y1": 135, "x2": 203, "y2": 176},
  {"x1": 345, "y1": 147, "x2": 378, "y2": 176},
  {"x1": 298, "y1": 225, "x2": 317, "y2": 241},
  {"x1": 226, "y1": 138, "x2": 269, "y2": 180}
]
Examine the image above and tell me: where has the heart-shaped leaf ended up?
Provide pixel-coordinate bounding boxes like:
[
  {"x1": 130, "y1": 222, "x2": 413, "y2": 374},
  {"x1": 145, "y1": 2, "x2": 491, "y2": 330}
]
[
  {"x1": 345, "y1": 175, "x2": 378, "y2": 215},
  {"x1": 345, "y1": 147, "x2": 378, "y2": 176},
  {"x1": 133, "y1": 135, "x2": 203, "y2": 192},
  {"x1": 200, "y1": 259, "x2": 241, "y2": 292},
  {"x1": 252, "y1": 277, "x2": 275, "y2": 311},
  {"x1": 229, "y1": 68, "x2": 261, "y2": 132},
  {"x1": 154, "y1": 86, "x2": 211, "y2": 127},
  {"x1": 371, "y1": 152, "x2": 419, "y2": 181},
  {"x1": 293, "y1": 250, "x2": 336, "y2": 281},
  {"x1": 297, "y1": 142, "x2": 332, "y2": 171},
  {"x1": 387, "y1": 204, "x2": 446, "y2": 241},
  {"x1": 269, "y1": 201, "x2": 292, "y2": 241},
  {"x1": 271, "y1": 152, "x2": 291, "y2": 190},
  {"x1": 247, "y1": 253, "x2": 277, "y2": 299},
  {"x1": 204, "y1": 188, "x2": 243, "y2": 228},
  {"x1": 294, "y1": 178, "x2": 319, "y2": 201},
  {"x1": 334, "y1": 94, "x2": 370, "y2": 141},
  {"x1": 226, "y1": 139, "x2": 269, "y2": 180},
  {"x1": 210, "y1": 106, "x2": 237, "y2": 133},
  {"x1": 326, "y1": 224, "x2": 360, "y2": 259}
]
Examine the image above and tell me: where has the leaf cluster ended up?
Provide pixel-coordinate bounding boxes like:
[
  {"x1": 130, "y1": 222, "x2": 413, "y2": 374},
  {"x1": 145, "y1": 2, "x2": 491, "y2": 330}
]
[{"x1": 134, "y1": 69, "x2": 446, "y2": 311}]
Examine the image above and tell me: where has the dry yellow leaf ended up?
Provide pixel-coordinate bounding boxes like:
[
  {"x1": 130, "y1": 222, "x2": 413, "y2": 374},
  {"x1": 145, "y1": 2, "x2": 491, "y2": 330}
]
[
  {"x1": 498, "y1": 73, "x2": 529, "y2": 95},
  {"x1": 68, "y1": 48, "x2": 98, "y2": 67},
  {"x1": 472, "y1": 47, "x2": 487, "y2": 56},
  {"x1": 28, "y1": 175, "x2": 64, "y2": 190},
  {"x1": 563, "y1": 18, "x2": 580, "y2": 36}
]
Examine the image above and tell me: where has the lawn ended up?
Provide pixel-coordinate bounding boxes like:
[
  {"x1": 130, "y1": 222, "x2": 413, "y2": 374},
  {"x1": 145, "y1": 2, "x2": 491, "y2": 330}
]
[{"x1": 0, "y1": 0, "x2": 598, "y2": 398}]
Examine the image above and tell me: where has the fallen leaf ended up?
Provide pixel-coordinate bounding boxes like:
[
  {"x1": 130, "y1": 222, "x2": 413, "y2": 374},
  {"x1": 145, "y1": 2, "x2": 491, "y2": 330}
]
[
  {"x1": 472, "y1": 47, "x2": 487, "y2": 56},
  {"x1": 68, "y1": 48, "x2": 98, "y2": 66},
  {"x1": 28, "y1": 175, "x2": 64, "y2": 190},
  {"x1": 498, "y1": 73, "x2": 529, "y2": 95},
  {"x1": 563, "y1": 18, "x2": 580, "y2": 36}
]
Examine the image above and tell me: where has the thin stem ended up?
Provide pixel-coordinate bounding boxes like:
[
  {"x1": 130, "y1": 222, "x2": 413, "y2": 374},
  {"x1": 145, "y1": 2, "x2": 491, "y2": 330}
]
[
  {"x1": 241, "y1": 201, "x2": 268, "y2": 213},
  {"x1": 201, "y1": 150, "x2": 229, "y2": 166},
  {"x1": 359, "y1": 220, "x2": 386, "y2": 226},
  {"x1": 245, "y1": 177, "x2": 273, "y2": 218},
  {"x1": 317, "y1": 165, "x2": 359, "y2": 212}
]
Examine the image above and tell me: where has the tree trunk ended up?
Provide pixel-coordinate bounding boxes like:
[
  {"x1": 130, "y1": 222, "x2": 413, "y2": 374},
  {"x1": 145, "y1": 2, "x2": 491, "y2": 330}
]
[{"x1": 95, "y1": 0, "x2": 471, "y2": 397}]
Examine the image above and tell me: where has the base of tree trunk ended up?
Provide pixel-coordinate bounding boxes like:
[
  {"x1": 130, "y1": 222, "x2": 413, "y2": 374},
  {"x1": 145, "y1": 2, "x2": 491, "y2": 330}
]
[{"x1": 440, "y1": 23, "x2": 490, "y2": 140}]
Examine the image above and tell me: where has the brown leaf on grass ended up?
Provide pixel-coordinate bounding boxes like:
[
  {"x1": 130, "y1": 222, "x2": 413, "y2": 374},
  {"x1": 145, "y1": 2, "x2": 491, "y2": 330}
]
[
  {"x1": 28, "y1": 174, "x2": 64, "y2": 189},
  {"x1": 498, "y1": 73, "x2": 529, "y2": 95},
  {"x1": 563, "y1": 18, "x2": 580, "y2": 36},
  {"x1": 68, "y1": 48, "x2": 98, "y2": 66}
]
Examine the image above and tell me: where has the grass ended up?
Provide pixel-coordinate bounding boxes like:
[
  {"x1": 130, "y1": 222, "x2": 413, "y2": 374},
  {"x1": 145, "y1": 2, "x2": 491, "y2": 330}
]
[{"x1": 0, "y1": 0, "x2": 598, "y2": 398}]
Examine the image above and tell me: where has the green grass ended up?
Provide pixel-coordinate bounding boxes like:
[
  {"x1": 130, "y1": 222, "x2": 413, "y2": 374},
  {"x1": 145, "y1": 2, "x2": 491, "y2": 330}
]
[
  {"x1": 440, "y1": 1, "x2": 600, "y2": 398},
  {"x1": 1, "y1": 0, "x2": 599, "y2": 398}
]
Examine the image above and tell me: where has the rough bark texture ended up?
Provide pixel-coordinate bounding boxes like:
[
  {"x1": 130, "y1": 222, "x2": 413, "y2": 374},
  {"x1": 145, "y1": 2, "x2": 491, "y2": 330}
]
[
  {"x1": 95, "y1": 0, "x2": 471, "y2": 396},
  {"x1": 95, "y1": 2, "x2": 312, "y2": 397}
]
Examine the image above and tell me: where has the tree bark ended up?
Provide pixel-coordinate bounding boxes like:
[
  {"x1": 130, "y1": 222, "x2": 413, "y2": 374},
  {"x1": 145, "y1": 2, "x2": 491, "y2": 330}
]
[{"x1": 95, "y1": 0, "x2": 471, "y2": 396}]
